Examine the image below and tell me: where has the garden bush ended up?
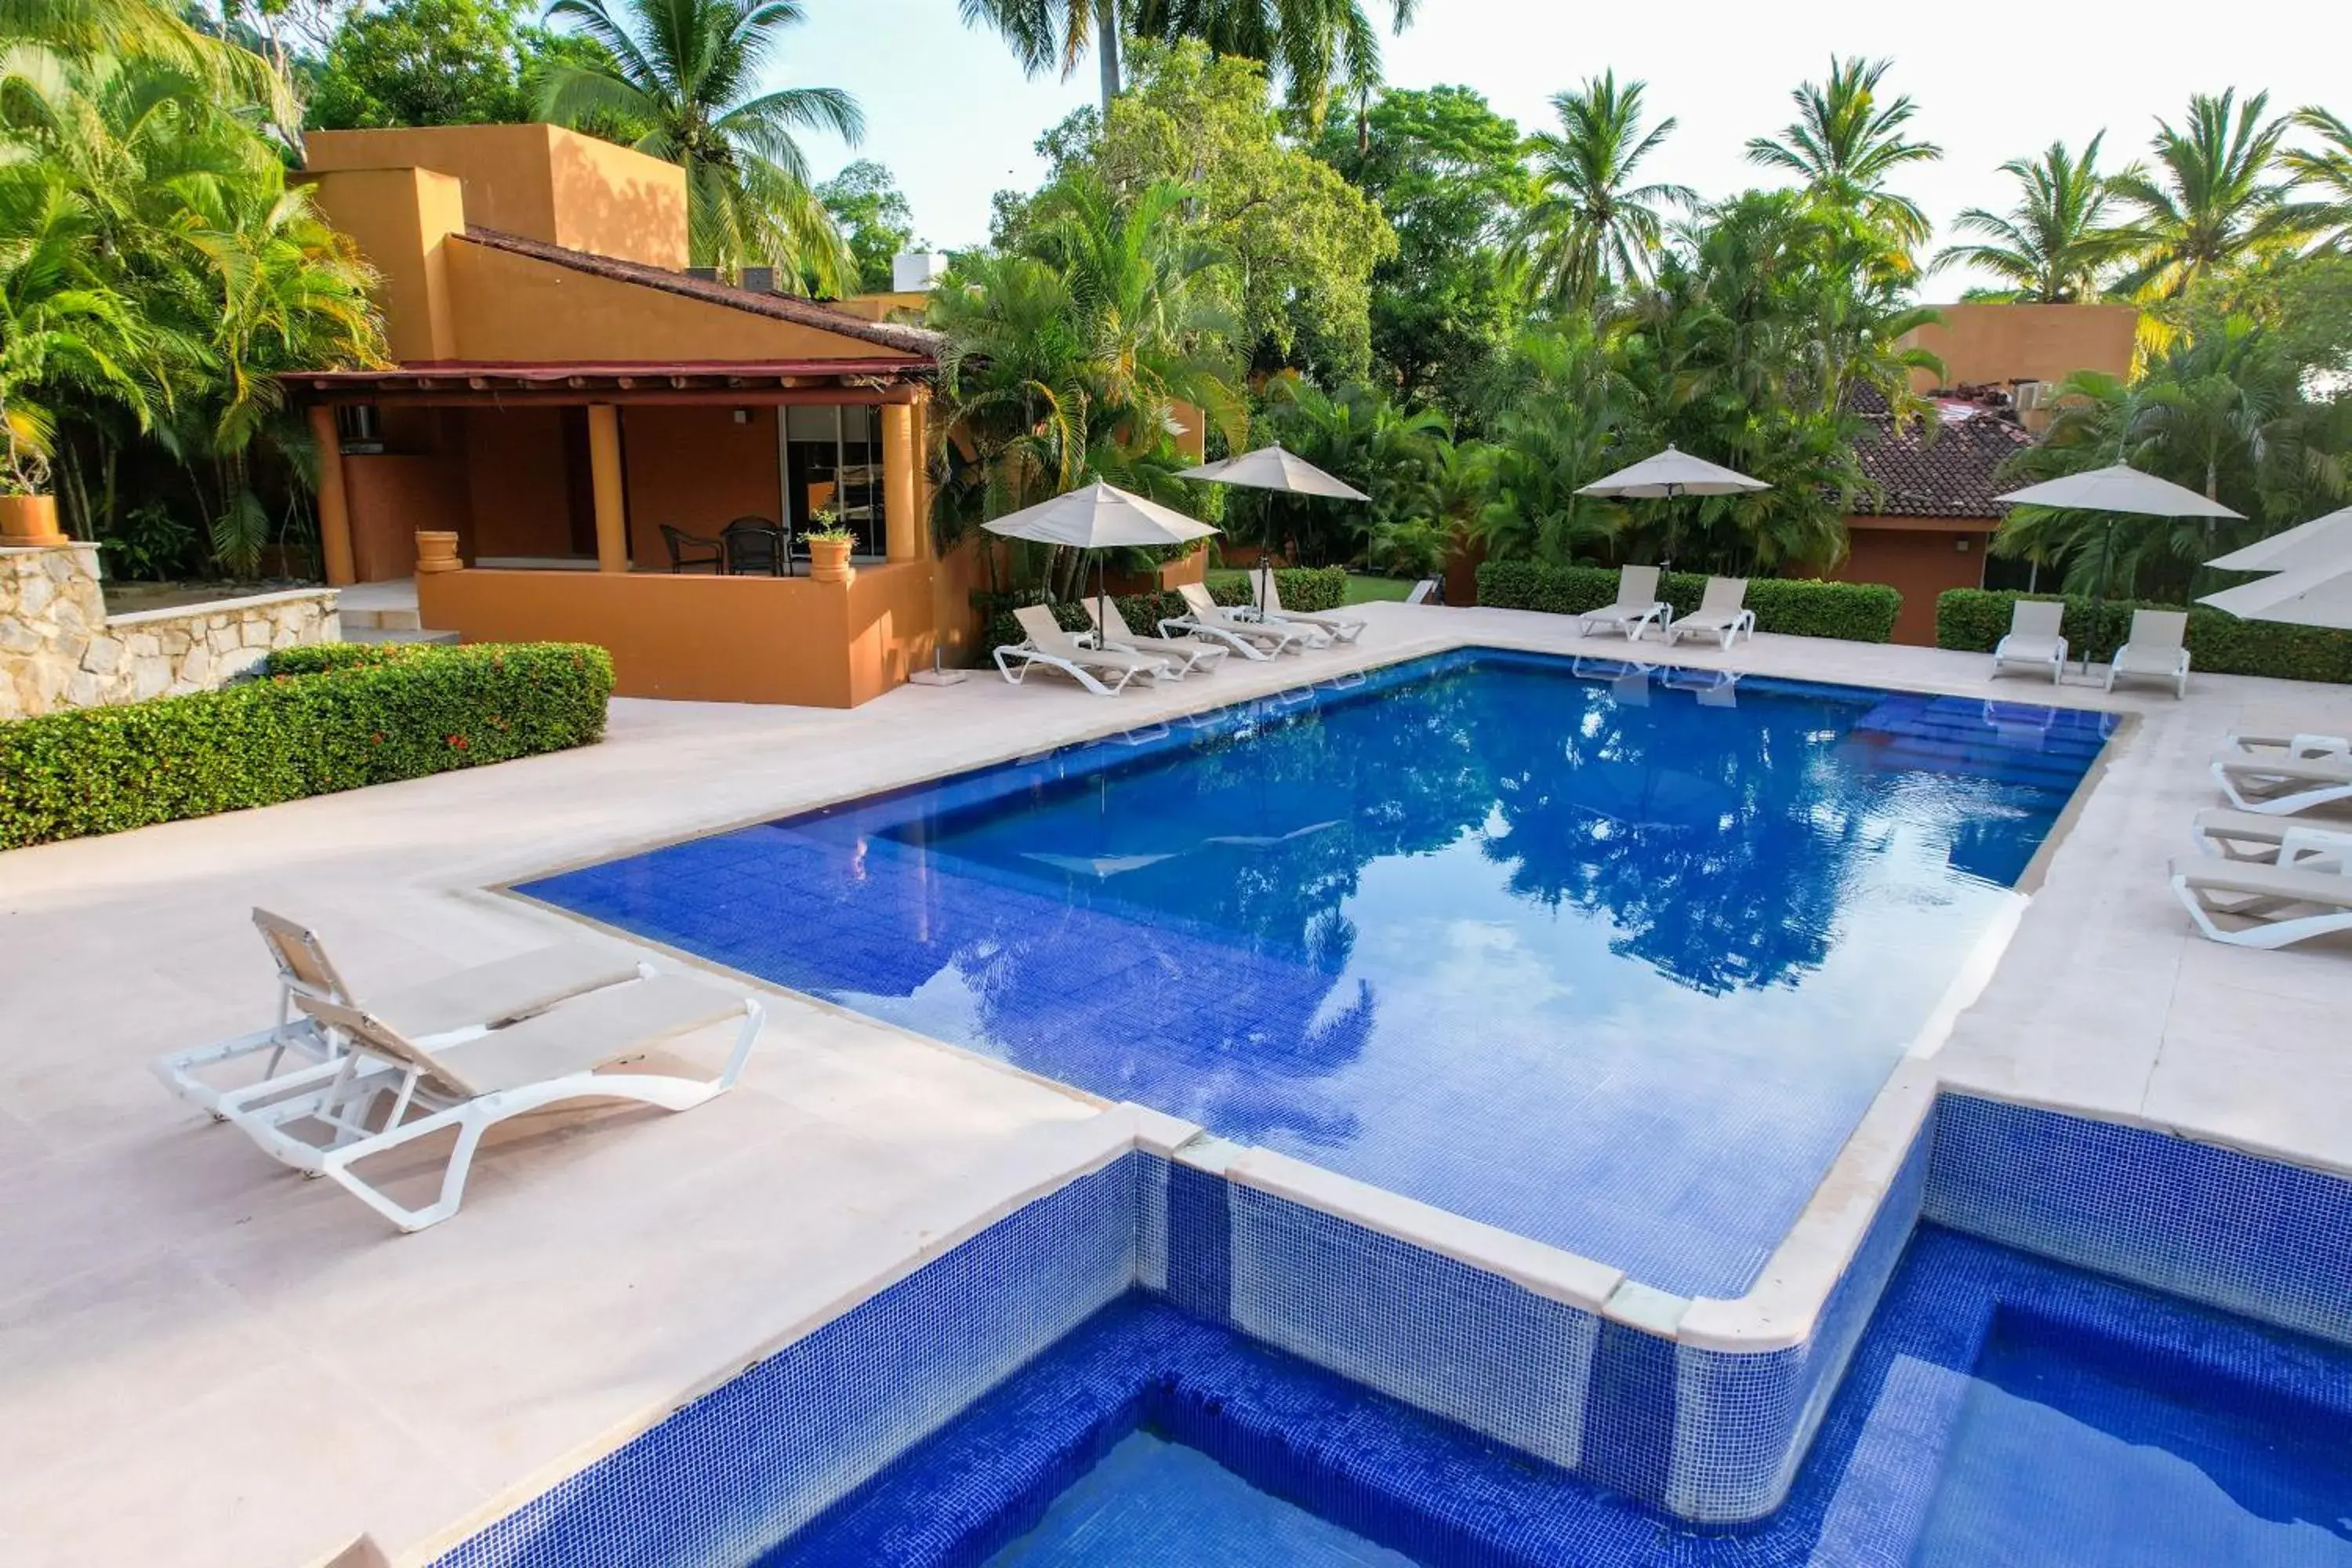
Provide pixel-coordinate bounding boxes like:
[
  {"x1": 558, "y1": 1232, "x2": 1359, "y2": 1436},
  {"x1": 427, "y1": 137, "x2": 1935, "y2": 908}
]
[
  {"x1": 1476, "y1": 562, "x2": 1903, "y2": 644},
  {"x1": 973, "y1": 567, "x2": 1342, "y2": 655},
  {"x1": 1936, "y1": 589, "x2": 2352, "y2": 684},
  {"x1": 0, "y1": 641, "x2": 614, "y2": 849}
]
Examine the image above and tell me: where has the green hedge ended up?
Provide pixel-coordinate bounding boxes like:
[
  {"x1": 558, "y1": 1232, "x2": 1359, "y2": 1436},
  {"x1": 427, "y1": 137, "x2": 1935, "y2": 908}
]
[
  {"x1": 0, "y1": 641, "x2": 614, "y2": 849},
  {"x1": 1936, "y1": 589, "x2": 2352, "y2": 683},
  {"x1": 975, "y1": 567, "x2": 1345, "y2": 655},
  {"x1": 1476, "y1": 561, "x2": 1903, "y2": 644}
]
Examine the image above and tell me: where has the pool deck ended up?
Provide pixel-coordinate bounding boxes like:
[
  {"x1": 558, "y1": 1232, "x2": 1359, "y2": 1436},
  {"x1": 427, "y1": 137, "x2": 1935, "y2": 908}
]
[{"x1": 5, "y1": 601, "x2": 2350, "y2": 1566}]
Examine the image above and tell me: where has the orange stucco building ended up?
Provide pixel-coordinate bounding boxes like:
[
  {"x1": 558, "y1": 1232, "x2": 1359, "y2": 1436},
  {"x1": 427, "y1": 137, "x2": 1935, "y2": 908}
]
[{"x1": 295, "y1": 124, "x2": 968, "y2": 706}]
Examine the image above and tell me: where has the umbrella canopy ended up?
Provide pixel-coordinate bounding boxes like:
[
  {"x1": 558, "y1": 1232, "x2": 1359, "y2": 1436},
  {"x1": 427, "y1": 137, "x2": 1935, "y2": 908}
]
[
  {"x1": 1179, "y1": 444, "x2": 1370, "y2": 500},
  {"x1": 2205, "y1": 505, "x2": 2352, "y2": 573},
  {"x1": 1993, "y1": 464, "x2": 2241, "y2": 518},
  {"x1": 1576, "y1": 446, "x2": 1771, "y2": 499},
  {"x1": 2199, "y1": 560, "x2": 2352, "y2": 630},
  {"x1": 980, "y1": 481, "x2": 1221, "y2": 548}
]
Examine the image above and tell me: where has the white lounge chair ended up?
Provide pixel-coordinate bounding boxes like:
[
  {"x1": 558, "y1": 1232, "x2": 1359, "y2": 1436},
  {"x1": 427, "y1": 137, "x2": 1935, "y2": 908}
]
[
  {"x1": 2223, "y1": 731, "x2": 2351, "y2": 762},
  {"x1": 2190, "y1": 808, "x2": 2352, "y2": 868},
  {"x1": 995, "y1": 604, "x2": 1173, "y2": 695},
  {"x1": 1577, "y1": 565, "x2": 1671, "y2": 641},
  {"x1": 223, "y1": 975, "x2": 764, "y2": 1231},
  {"x1": 1083, "y1": 597, "x2": 1229, "y2": 677},
  {"x1": 1163, "y1": 583, "x2": 1318, "y2": 659},
  {"x1": 2212, "y1": 748, "x2": 2352, "y2": 815},
  {"x1": 1404, "y1": 579, "x2": 1439, "y2": 605},
  {"x1": 1664, "y1": 577, "x2": 1755, "y2": 650},
  {"x1": 153, "y1": 909, "x2": 648, "y2": 1117},
  {"x1": 2106, "y1": 609, "x2": 2190, "y2": 697},
  {"x1": 1991, "y1": 599, "x2": 2067, "y2": 684},
  {"x1": 2171, "y1": 856, "x2": 2352, "y2": 949},
  {"x1": 1251, "y1": 573, "x2": 1365, "y2": 644}
]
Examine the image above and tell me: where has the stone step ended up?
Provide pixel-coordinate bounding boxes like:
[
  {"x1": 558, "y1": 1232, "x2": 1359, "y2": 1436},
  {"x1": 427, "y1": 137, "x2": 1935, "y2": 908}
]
[
  {"x1": 339, "y1": 605, "x2": 423, "y2": 631},
  {"x1": 340, "y1": 627, "x2": 460, "y2": 646}
]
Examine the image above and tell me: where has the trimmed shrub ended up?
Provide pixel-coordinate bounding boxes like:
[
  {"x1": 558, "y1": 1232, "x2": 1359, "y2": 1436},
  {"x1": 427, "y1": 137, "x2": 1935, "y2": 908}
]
[
  {"x1": 1476, "y1": 561, "x2": 1903, "y2": 644},
  {"x1": 0, "y1": 641, "x2": 614, "y2": 850},
  {"x1": 1936, "y1": 589, "x2": 2352, "y2": 684}
]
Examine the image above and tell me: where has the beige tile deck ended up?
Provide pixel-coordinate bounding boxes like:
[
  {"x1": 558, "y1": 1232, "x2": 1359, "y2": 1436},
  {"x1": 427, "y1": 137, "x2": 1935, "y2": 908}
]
[{"x1": 4, "y1": 600, "x2": 2350, "y2": 1565}]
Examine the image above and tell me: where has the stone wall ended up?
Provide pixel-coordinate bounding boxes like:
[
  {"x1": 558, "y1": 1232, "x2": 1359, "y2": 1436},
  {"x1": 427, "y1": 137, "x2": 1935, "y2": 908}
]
[{"x1": 1, "y1": 544, "x2": 340, "y2": 720}]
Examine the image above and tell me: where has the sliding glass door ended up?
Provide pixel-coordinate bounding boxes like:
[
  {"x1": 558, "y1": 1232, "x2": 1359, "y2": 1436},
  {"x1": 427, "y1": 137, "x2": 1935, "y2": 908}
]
[{"x1": 779, "y1": 405, "x2": 884, "y2": 556}]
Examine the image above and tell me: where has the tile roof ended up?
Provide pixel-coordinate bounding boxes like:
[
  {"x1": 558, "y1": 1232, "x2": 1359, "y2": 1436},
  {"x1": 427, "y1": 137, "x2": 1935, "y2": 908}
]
[
  {"x1": 1847, "y1": 393, "x2": 2034, "y2": 520},
  {"x1": 459, "y1": 228, "x2": 944, "y2": 360}
]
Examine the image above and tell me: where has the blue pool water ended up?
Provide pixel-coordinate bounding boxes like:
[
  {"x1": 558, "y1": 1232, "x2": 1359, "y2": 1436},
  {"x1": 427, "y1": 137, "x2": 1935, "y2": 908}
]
[
  {"x1": 524, "y1": 649, "x2": 2112, "y2": 1294},
  {"x1": 984, "y1": 1432, "x2": 1414, "y2": 1566}
]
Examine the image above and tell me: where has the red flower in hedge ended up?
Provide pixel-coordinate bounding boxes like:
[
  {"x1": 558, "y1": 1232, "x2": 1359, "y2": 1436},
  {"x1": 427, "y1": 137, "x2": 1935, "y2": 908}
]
[
  {"x1": 447, "y1": 735, "x2": 469, "y2": 750},
  {"x1": 371, "y1": 731, "x2": 385, "y2": 745}
]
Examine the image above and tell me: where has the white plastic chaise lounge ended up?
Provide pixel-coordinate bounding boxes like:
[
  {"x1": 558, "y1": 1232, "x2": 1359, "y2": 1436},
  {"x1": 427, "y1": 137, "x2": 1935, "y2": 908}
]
[
  {"x1": 1403, "y1": 579, "x2": 1439, "y2": 605},
  {"x1": 996, "y1": 604, "x2": 1174, "y2": 695},
  {"x1": 1163, "y1": 583, "x2": 1319, "y2": 659},
  {"x1": 2106, "y1": 608, "x2": 2190, "y2": 697},
  {"x1": 1083, "y1": 597, "x2": 1229, "y2": 678},
  {"x1": 2212, "y1": 747, "x2": 2352, "y2": 815},
  {"x1": 2221, "y1": 731, "x2": 2351, "y2": 763},
  {"x1": 2171, "y1": 855, "x2": 2352, "y2": 949},
  {"x1": 153, "y1": 908, "x2": 648, "y2": 1117},
  {"x1": 1250, "y1": 573, "x2": 1366, "y2": 644},
  {"x1": 1663, "y1": 577, "x2": 1755, "y2": 651},
  {"x1": 1577, "y1": 565, "x2": 1671, "y2": 642},
  {"x1": 223, "y1": 975, "x2": 765, "y2": 1231},
  {"x1": 2190, "y1": 808, "x2": 2352, "y2": 866},
  {"x1": 1991, "y1": 599, "x2": 2067, "y2": 684}
]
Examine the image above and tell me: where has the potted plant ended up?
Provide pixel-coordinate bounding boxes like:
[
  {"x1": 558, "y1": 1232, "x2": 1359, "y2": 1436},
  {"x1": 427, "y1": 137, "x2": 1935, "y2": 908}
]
[
  {"x1": 0, "y1": 412, "x2": 67, "y2": 549},
  {"x1": 802, "y1": 510, "x2": 857, "y2": 583}
]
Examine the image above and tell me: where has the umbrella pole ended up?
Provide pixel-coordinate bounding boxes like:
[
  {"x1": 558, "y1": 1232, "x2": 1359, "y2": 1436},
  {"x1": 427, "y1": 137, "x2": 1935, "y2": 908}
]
[{"x1": 1096, "y1": 554, "x2": 1109, "y2": 644}]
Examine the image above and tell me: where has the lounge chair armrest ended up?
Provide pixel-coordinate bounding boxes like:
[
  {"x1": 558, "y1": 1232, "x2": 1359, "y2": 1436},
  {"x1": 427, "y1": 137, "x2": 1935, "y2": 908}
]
[{"x1": 717, "y1": 998, "x2": 766, "y2": 1090}]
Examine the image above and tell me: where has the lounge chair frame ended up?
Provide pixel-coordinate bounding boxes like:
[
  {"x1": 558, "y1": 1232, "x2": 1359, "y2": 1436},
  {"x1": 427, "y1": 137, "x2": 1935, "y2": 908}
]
[
  {"x1": 1991, "y1": 600, "x2": 2068, "y2": 684},
  {"x1": 1577, "y1": 566, "x2": 1672, "y2": 642},
  {"x1": 2171, "y1": 856, "x2": 2352, "y2": 949},
  {"x1": 1663, "y1": 577, "x2": 1755, "y2": 651},
  {"x1": 2210, "y1": 749, "x2": 2352, "y2": 816},
  {"x1": 1083, "y1": 598, "x2": 1229, "y2": 678},
  {"x1": 1250, "y1": 574, "x2": 1365, "y2": 644},
  {"x1": 1162, "y1": 584, "x2": 1316, "y2": 659},
  {"x1": 994, "y1": 605, "x2": 1173, "y2": 695},
  {"x1": 2105, "y1": 609, "x2": 2190, "y2": 698}
]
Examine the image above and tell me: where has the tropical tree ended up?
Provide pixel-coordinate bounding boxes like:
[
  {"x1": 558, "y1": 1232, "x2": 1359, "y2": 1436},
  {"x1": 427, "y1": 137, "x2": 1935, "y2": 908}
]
[
  {"x1": 960, "y1": 0, "x2": 1127, "y2": 112},
  {"x1": 817, "y1": 159, "x2": 916, "y2": 293},
  {"x1": 1515, "y1": 71, "x2": 1693, "y2": 307},
  {"x1": 2285, "y1": 106, "x2": 2352, "y2": 254},
  {"x1": 538, "y1": 0, "x2": 860, "y2": 289},
  {"x1": 1744, "y1": 56, "x2": 1941, "y2": 252},
  {"x1": 2109, "y1": 89, "x2": 2303, "y2": 297},
  {"x1": 1469, "y1": 319, "x2": 1635, "y2": 565},
  {"x1": 1250, "y1": 372, "x2": 1446, "y2": 564},
  {"x1": 0, "y1": 168, "x2": 154, "y2": 495},
  {"x1": 1936, "y1": 136, "x2": 2132, "y2": 303}
]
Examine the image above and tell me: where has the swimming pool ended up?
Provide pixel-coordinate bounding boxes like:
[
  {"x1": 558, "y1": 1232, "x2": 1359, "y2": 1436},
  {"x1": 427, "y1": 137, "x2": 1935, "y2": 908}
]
[{"x1": 523, "y1": 648, "x2": 2114, "y2": 1297}]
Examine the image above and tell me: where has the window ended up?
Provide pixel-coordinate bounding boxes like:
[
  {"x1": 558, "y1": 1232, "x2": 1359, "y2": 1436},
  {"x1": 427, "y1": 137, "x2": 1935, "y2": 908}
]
[{"x1": 780, "y1": 405, "x2": 884, "y2": 555}]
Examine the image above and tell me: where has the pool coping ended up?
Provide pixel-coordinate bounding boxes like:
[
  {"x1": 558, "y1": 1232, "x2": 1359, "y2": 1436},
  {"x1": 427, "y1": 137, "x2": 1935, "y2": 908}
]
[{"x1": 492, "y1": 637, "x2": 2124, "y2": 1363}]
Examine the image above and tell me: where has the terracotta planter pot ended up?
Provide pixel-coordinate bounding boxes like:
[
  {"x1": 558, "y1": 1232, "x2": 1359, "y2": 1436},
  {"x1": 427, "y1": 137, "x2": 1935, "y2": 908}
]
[
  {"x1": 807, "y1": 537, "x2": 855, "y2": 584},
  {"x1": 414, "y1": 530, "x2": 462, "y2": 574},
  {"x1": 0, "y1": 494, "x2": 67, "y2": 548}
]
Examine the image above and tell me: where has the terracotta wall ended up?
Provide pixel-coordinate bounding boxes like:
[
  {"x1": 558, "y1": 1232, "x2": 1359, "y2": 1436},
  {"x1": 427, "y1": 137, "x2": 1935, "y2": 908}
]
[
  {"x1": 416, "y1": 561, "x2": 942, "y2": 706},
  {"x1": 1830, "y1": 521, "x2": 1992, "y2": 645},
  {"x1": 1901, "y1": 303, "x2": 2138, "y2": 392},
  {"x1": 619, "y1": 405, "x2": 783, "y2": 565},
  {"x1": 463, "y1": 407, "x2": 579, "y2": 560},
  {"x1": 302, "y1": 166, "x2": 465, "y2": 363},
  {"x1": 343, "y1": 433, "x2": 470, "y2": 582}
]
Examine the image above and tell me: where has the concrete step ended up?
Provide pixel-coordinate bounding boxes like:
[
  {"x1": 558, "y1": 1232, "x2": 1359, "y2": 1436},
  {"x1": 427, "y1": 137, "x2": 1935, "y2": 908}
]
[
  {"x1": 339, "y1": 605, "x2": 423, "y2": 631},
  {"x1": 341, "y1": 627, "x2": 460, "y2": 645}
]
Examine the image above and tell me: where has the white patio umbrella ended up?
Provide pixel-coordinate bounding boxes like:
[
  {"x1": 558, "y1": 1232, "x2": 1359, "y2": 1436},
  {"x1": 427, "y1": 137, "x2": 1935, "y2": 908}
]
[
  {"x1": 1179, "y1": 444, "x2": 1368, "y2": 608},
  {"x1": 2198, "y1": 560, "x2": 2352, "y2": 630},
  {"x1": 981, "y1": 481, "x2": 1220, "y2": 632},
  {"x1": 1576, "y1": 446, "x2": 1770, "y2": 572},
  {"x1": 2204, "y1": 504, "x2": 2352, "y2": 574},
  {"x1": 1994, "y1": 465, "x2": 2241, "y2": 672}
]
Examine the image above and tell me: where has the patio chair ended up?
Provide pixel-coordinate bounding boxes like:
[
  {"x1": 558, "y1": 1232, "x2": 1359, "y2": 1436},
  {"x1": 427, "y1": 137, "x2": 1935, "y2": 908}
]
[
  {"x1": 1250, "y1": 573, "x2": 1365, "y2": 644},
  {"x1": 1163, "y1": 583, "x2": 1318, "y2": 659},
  {"x1": 219, "y1": 976, "x2": 764, "y2": 1231},
  {"x1": 2190, "y1": 808, "x2": 2352, "y2": 868},
  {"x1": 2106, "y1": 609, "x2": 2190, "y2": 697},
  {"x1": 1083, "y1": 597, "x2": 1230, "y2": 678},
  {"x1": 659, "y1": 524, "x2": 723, "y2": 574},
  {"x1": 152, "y1": 909, "x2": 648, "y2": 1118},
  {"x1": 1663, "y1": 577, "x2": 1755, "y2": 650},
  {"x1": 995, "y1": 604, "x2": 1174, "y2": 696},
  {"x1": 1577, "y1": 565, "x2": 1671, "y2": 642},
  {"x1": 2211, "y1": 747, "x2": 2352, "y2": 815},
  {"x1": 2170, "y1": 856, "x2": 2352, "y2": 949},
  {"x1": 1991, "y1": 599, "x2": 2067, "y2": 684},
  {"x1": 722, "y1": 517, "x2": 790, "y2": 576}
]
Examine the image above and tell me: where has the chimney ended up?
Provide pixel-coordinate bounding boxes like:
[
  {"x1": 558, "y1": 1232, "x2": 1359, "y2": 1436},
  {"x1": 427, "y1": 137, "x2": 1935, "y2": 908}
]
[
  {"x1": 739, "y1": 264, "x2": 776, "y2": 293},
  {"x1": 891, "y1": 251, "x2": 949, "y2": 293}
]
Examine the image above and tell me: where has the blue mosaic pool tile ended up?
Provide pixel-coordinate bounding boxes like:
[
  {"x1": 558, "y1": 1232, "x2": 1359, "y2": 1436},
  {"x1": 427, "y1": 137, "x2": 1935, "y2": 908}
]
[
  {"x1": 1166, "y1": 1158, "x2": 1232, "y2": 1326},
  {"x1": 1925, "y1": 1093, "x2": 2352, "y2": 1347},
  {"x1": 429, "y1": 1154, "x2": 1146, "y2": 1568}
]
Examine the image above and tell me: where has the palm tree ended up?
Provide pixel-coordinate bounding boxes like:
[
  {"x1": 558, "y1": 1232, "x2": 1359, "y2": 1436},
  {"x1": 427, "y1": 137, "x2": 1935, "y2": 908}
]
[
  {"x1": 1131, "y1": 0, "x2": 1418, "y2": 126},
  {"x1": 1935, "y1": 136, "x2": 2132, "y2": 303},
  {"x1": 1744, "y1": 56, "x2": 1941, "y2": 249},
  {"x1": 1515, "y1": 71, "x2": 1695, "y2": 307},
  {"x1": 0, "y1": 171, "x2": 155, "y2": 495},
  {"x1": 960, "y1": 0, "x2": 1127, "y2": 111},
  {"x1": 2284, "y1": 106, "x2": 2352, "y2": 253},
  {"x1": 539, "y1": 0, "x2": 861, "y2": 290},
  {"x1": 2108, "y1": 89, "x2": 2301, "y2": 297}
]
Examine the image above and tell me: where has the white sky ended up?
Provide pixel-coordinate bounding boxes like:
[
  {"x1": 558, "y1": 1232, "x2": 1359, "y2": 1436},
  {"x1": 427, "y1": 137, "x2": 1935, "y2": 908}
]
[{"x1": 786, "y1": 0, "x2": 2347, "y2": 296}]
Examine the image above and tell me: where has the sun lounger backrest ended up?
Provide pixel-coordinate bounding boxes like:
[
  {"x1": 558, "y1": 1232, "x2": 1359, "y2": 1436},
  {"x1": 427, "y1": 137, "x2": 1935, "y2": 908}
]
[
  {"x1": 2009, "y1": 598, "x2": 2064, "y2": 641},
  {"x1": 1014, "y1": 604, "x2": 1082, "y2": 654},
  {"x1": 252, "y1": 908, "x2": 353, "y2": 1006},
  {"x1": 1255, "y1": 573, "x2": 1287, "y2": 615},
  {"x1": 1179, "y1": 582, "x2": 1227, "y2": 620},
  {"x1": 1618, "y1": 564, "x2": 1660, "y2": 604},
  {"x1": 1701, "y1": 576, "x2": 1748, "y2": 614},
  {"x1": 295, "y1": 994, "x2": 481, "y2": 1098},
  {"x1": 2129, "y1": 608, "x2": 2187, "y2": 652}
]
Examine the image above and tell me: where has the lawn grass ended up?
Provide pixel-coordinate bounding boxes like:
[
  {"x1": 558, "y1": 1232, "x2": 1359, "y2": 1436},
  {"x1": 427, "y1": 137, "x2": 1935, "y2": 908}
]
[{"x1": 1205, "y1": 568, "x2": 1417, "y2": 606}]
